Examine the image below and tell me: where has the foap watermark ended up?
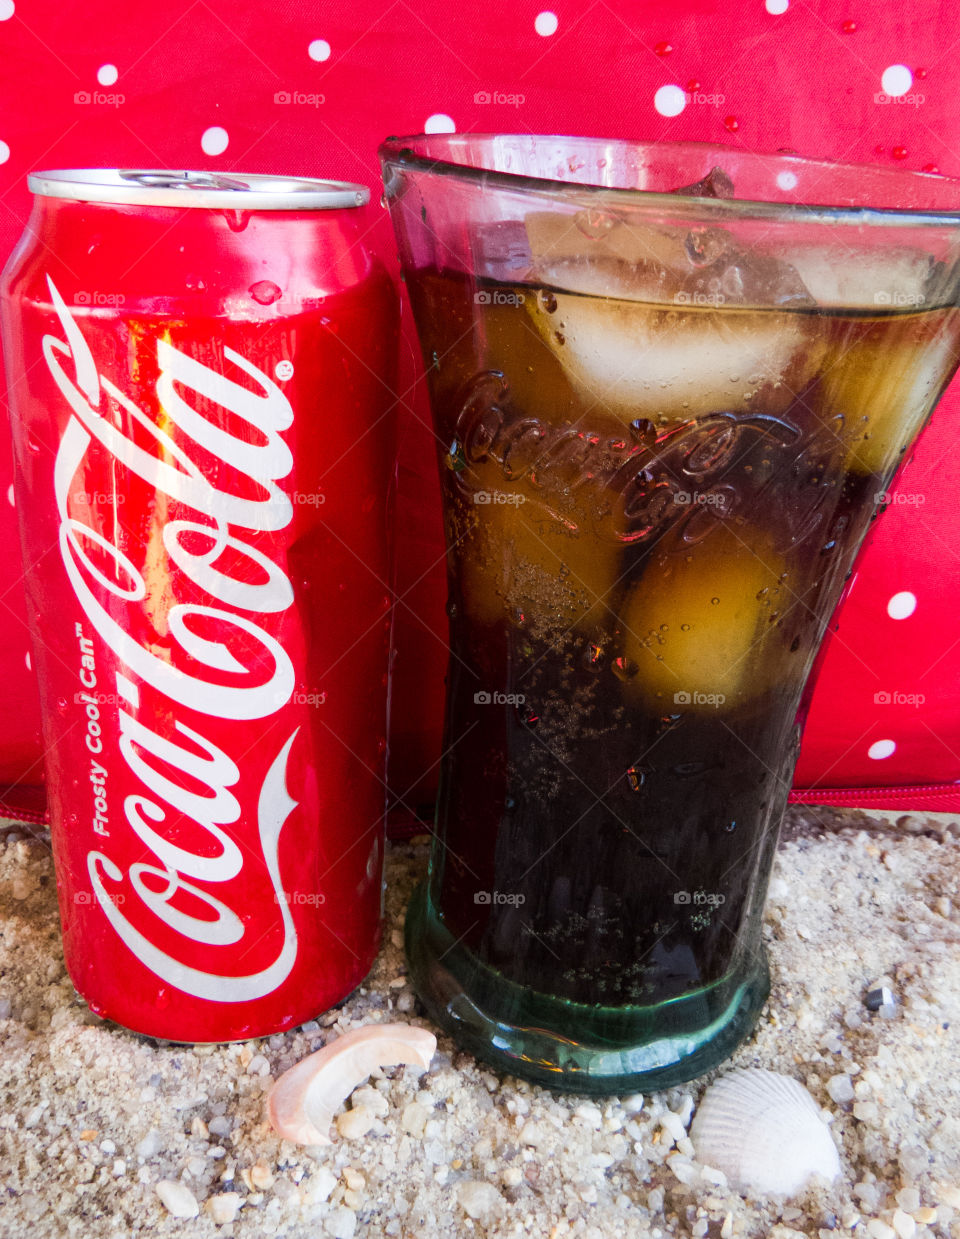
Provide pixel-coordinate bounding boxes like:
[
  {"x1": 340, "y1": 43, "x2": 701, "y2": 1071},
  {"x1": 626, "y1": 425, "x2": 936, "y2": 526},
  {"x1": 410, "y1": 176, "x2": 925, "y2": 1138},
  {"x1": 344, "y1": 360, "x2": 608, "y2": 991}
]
[
  {"x1": 475, "y1": 288, "x2": 526, "y2": 306},
  {"x1": 674, "y1": 289, "x2": 726, "y2": 307},
  {"x1": 74, "y1": 90, "x2": 125, "y2": 108},
  {"x1": 686, "y1": 90, "x2": 726, "y2": 107},
  {"x1": 874, "y1": 91, "x2": 925, "y2": 107},
  {"x1": 73, "y1": 690, "x2": 126, "y2": 707},
  {"x1": 674, "y1": 889, "x2": 726, "y2": 906},
  {"x1": 474, "y1": 690, "x2": 526, "y2": 706},
  {"x1": 875, "y1": 490, "x2": 926, "y2": 506},
  {"x1": 292, "y1": 691, "x2": 327, "y2": 706},
  {"x1": 73, "y1": 490, "x2": 126, "y2": 505},
  {"x1": 274, "y1": 90, "x2": 326, "y2": 107},
  {"x1": 474, "y1": 889, "x2": 526, "y2": 906},
  {"x1": 875, "y1": 290, "x2": 925, "y2": 306},
  {"x1": 75, "y1": 291, "x2": 125, "y2": 308},
  {"x1": 473, "y1": 490, "x2": 524, "y2": 506},
  {"x1": 473, "y1": 90, "x2": 526, "y2": 108},
  {"x1": 291, "y1": 491, "x2": 326, "y2": 507},
  {"x1": 674, "y1": 690, "x2": 726, "y2": 707},
  {"x1": 75, "y1": 889, "x2": 125, "y2": 905},
  {"x1": 874, "y1": 690, "x2": 925, "y2": 707},
  {"x1": 672, "y1": 490, "x2": 729, "y2": 509},
  {"x1": 275, "y1": 890, "x2": 327, "y2": 906}
]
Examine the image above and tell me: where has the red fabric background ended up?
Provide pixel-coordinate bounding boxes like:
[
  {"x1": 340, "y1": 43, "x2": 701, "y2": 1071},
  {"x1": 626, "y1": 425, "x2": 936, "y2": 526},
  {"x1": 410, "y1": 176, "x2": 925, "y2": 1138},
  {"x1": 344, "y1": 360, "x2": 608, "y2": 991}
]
[{"x1": 0, "y1": 0, "x2": 958, "y2": 815}]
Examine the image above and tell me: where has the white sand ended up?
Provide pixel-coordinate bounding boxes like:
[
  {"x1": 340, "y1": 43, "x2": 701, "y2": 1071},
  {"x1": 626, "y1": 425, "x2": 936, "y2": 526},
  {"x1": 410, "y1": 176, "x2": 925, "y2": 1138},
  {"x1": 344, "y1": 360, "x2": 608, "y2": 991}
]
[{"x1": 0, "y1": 805, "x2": 957, "y2": 1238}]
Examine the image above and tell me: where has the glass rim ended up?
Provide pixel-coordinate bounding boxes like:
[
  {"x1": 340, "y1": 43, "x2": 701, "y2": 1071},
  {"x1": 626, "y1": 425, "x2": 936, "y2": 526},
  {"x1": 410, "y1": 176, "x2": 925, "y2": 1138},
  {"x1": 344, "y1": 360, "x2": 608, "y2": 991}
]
[{"x1": 378, "y1": 133, "x2": 960, "y2": 229}]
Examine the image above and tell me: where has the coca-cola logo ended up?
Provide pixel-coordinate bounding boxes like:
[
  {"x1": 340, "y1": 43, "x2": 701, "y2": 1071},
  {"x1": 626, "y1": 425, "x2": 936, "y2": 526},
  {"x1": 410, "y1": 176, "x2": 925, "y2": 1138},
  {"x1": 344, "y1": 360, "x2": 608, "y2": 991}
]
[
  {"x1": 451, "y1": 370, "x2": 843, "y2": 551},
  {"x1": 41, "y1": 275, "x2": 300, "y2": 1002}
]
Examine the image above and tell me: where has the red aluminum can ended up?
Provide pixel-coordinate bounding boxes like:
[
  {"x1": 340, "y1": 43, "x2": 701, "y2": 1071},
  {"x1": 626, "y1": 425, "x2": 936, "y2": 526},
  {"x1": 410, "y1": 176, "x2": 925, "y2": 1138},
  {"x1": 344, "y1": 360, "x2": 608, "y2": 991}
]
[{"x1": 0, "y1": 169, "x2": 398, "y2": 1040}]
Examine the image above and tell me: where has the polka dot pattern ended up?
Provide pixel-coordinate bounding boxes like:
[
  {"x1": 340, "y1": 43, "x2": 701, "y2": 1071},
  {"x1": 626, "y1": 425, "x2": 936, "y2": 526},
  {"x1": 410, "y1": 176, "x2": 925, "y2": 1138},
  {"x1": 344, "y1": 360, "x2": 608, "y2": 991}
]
[
  {"x1": 424, "y1": 113, "x2": 455, "y2": 134},
  {"x1": 887, "y1": 591, "x2": 917, "y2": 620},
  {"x1": 868, "y1": 739, "x2": 897, "y2": 761},
  {"x1": 200, "y1": 126, "x2": 228, "y2": 156},
  {"x1": 0, "y1": 3, "x2": 954, "y2": 815},
  {"x1": 881, "y1": 64, "x2": 912, "y2": 97},
  {"x1": 654, "y1": 84, "x2": 687, "y2": 117}
]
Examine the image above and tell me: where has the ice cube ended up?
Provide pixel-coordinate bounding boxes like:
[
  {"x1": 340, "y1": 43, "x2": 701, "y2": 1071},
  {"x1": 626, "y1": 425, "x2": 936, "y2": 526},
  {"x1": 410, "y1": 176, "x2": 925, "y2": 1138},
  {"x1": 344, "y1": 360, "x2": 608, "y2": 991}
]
[
  {"x1": 818, "y1": 313, "x2": 959, "y2": 475},
  {"x1": 524, "y1": 210, "x2": 813, "y2": 309},
  {"x1": 526, "y1": 289, "x2": 822, "y2": 425},
  {"x1": 779, "y1": 245, "x2": 937, "y2": 309},
  {"x1": 619, "y1": 524, "x2": 786, "y2": 708},
  {"x1": 679, "y1": 249, "x2": 813, "y2": 309},
  {"x1": 525, "y1": 209, "x2": 692, "y2": 281},
  {"x1": 455, "y1": 457, "x2": 622, "y2": 633}
]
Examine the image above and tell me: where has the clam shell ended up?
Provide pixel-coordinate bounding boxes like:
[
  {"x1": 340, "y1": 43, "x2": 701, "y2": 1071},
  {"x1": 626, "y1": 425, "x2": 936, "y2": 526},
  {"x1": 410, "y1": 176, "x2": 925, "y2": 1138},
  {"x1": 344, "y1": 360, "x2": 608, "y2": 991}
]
[
  {"x1": 690, "y1": 1068, "x2": 841, "y2": 1196},
  {"x1": 266, "y1": 1023, "x2": 436, "y2": 1145}
]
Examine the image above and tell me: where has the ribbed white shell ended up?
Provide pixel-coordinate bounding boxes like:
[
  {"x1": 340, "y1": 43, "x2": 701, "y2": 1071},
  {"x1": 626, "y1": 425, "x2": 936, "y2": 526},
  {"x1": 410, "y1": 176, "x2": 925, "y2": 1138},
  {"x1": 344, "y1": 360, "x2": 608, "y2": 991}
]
[{"x1": 690, "y1": 1068, "x2": 841, "y2": 1196}]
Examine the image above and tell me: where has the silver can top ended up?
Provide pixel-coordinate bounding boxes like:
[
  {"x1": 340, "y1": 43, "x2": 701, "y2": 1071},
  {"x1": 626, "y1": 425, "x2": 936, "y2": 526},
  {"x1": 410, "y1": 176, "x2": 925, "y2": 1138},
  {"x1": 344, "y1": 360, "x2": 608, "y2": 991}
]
[{"x1": 27, "y1": 168, "x2": 370, "y2": 210}]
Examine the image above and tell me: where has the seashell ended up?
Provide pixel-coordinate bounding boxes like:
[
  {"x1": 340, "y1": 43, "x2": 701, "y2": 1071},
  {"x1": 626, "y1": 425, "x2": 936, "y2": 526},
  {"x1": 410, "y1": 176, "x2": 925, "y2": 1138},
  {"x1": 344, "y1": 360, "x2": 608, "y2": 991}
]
[
  {"x1": 266, "y1": 1022, "x2": 436, "y2": 1145},
  {"x1": 690, "y1": 1068, "x2": 841, "y2": 1196}
]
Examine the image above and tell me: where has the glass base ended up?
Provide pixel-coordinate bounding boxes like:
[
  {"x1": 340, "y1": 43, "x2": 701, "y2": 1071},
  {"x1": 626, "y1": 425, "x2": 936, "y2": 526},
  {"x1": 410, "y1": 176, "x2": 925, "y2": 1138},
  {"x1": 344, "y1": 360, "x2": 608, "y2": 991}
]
[{"x1": 405, "y1": 883, "x2": 770, "y2": 1095}]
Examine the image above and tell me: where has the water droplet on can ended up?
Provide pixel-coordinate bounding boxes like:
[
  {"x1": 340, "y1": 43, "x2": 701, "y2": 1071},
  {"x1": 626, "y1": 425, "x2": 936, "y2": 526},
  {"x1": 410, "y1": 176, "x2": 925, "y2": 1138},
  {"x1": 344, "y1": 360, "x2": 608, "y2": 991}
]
[{"x1": 538, "y1": 290, "x2": 558, "y2": 314}]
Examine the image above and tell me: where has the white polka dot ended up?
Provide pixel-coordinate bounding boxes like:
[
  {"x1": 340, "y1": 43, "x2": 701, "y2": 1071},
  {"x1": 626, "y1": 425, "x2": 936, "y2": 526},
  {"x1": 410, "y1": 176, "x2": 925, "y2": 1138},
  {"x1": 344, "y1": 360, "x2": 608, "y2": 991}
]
[
  {"x1": 97, "y1": 63, "x2": 118, "y2": 86},
  {"x1": 424, "y1": 113, "x2": 456, "y2": 134},
  {"x1": 654, "y1": 84, "x2": 687, "y2": 118},
  {"x1": 6, "y1": 484, "x2": 13, "y2": 507},
  {"x1": 534, "y1": 10, "x2": 558, "y2": 36},
  {"x1": 201, "y1": 126, "x2": 229, "y2": 157},
  {"x1": 766, "y1": 0, "x2": 789, "y2": 13},
  {"x1": 887, "y1": 590, "x2": 918, "y2": 620},
  {"x1": 0, "y1": 141, "x2": 9, "y2": 166},
  {"x1": 0, "y1": 1, "x2": 15, "y2": 20},
  {"x1": 275, "y1": 359, "x2": 294, "y2": 380},
  {"x1": 868, "y1": 739, "x2": 897, "y2": 761},
  {"x1": 881, "y1": 64, "x2": 912, "y2": 97},
  {"x1": 776, "y1": 170, "x2": 798, "y2": 191},
  {"x1": 24, "y1": 650, "x2": 31, "y2": 671},
  {"x1": 308, "y1": 38, "x2": 331, "y2": 62}
]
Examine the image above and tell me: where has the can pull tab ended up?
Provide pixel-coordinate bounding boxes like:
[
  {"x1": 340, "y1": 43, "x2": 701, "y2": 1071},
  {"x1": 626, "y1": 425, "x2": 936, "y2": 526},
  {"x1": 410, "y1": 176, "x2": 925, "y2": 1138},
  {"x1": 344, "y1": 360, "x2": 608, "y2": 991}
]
[{"x1": 118, "y1": 169, "x2": 252, "y2": 192}]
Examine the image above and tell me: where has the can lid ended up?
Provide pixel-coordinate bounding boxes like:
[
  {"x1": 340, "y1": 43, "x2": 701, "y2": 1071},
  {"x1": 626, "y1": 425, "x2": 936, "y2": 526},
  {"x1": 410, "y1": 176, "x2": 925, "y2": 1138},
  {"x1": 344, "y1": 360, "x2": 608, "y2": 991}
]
[{"x1": 27, "y1": 168, "x2": 370, "y2": 210}]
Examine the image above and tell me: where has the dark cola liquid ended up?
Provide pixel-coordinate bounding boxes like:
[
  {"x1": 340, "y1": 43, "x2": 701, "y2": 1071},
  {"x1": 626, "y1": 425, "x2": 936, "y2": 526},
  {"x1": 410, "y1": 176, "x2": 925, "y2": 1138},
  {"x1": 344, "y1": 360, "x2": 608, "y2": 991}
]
[{"x1": 409, "y1": 268, "x2": 960, "y2": 1007}]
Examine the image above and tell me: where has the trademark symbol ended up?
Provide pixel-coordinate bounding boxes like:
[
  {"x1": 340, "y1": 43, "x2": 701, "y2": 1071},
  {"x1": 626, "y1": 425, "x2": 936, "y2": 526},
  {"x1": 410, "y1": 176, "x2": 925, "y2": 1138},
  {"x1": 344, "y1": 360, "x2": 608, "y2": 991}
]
[{"x1": 275, "y1": 359, "x2": 294, "y2": 381}]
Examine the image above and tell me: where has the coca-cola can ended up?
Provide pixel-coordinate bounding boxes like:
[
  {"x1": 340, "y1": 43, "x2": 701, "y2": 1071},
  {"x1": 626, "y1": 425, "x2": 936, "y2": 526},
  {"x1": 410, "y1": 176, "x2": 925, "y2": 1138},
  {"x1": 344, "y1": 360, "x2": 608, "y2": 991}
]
[{"x1": 0, "y1": 169, "x2": 398, "y2": 1041}]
